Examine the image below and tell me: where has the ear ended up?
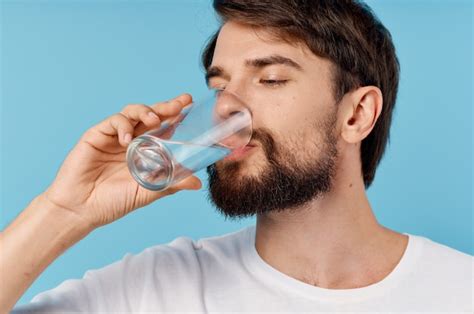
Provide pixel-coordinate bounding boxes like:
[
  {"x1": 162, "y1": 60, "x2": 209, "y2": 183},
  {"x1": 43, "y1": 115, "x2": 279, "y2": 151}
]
[{"x1": 339, "y1": 86, "x2": 383, "y2": 144}]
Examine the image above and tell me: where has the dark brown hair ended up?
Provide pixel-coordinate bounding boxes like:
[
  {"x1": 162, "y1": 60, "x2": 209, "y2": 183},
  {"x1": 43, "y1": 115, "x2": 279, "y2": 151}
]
[{"x1": 201, "y1": 0, "x2": 400, "y2": 188}]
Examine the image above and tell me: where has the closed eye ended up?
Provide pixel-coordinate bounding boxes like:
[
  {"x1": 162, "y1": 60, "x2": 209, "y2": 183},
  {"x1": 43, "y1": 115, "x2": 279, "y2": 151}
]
[{"x1": 260, "y1": 79, "x2": 289, "y2": 87}]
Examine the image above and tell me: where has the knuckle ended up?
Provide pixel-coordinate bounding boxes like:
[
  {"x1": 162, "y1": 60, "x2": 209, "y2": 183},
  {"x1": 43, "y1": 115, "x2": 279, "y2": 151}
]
[
  {"x1": 133, "y1": 104, "x2": 149, "y2": 112},
  {"x1": 112, "y1": 113, "x2": 130, "y2": 128},
  {"x1": 113, "y1": 113, "x2": 126, "y2": 122},
  {"x1": 81, "y1": 128, "x2": 95, "y2": 140},
  {"x1": 121, "y1": 103, "x2": 144, "y2": 113},
  {"x1": 121, "y1": 104, "x2": 134, "y2": 112}
]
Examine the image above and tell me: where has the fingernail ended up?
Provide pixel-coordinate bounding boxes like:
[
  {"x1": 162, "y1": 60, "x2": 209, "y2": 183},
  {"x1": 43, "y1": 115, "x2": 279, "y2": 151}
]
[
  {"x1": 181, "y1": 105, "x2": 192, "y2": 115},
  {"x1": 148, "y1": 111, "x2": 159, "y2": 119},
  {"x1": 124, "y1": 133, "x2": 132, "y2": 144},
  {"x1": 160, "y1": 121, "x2": 170, "y2": 130}
]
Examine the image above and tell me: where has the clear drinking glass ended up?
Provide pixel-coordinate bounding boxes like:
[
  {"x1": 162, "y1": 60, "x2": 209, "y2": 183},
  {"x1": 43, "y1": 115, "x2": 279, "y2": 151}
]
[{"x1": 126, "y1": 89, "x2": 253, "y2": 191}]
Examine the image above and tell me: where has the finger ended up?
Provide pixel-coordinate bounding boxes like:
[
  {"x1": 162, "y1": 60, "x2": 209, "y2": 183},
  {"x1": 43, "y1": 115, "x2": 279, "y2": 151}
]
[
  {"x1": 151, "y1": 93, "x2": 193, "y2": 117},
  {"x1": 89, "y1": 113, "x2": 135, "y2": 147},
  {"x1": 120, "y1": 104, "x2": 162, "y2": 128},
  {"x1": 133, "y1": 94, "x2": 193, "y2": 137}
]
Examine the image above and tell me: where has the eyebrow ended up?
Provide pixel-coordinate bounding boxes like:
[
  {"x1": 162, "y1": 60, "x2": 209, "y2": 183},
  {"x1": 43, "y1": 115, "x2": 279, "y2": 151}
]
[{"x1": 205, "y1": 54, "x2": 303, "y2": 85}]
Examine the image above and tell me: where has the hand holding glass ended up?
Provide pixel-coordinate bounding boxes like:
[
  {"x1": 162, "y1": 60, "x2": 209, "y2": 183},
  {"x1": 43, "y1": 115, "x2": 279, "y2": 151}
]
[{"x1": 126, "y1": 90, "x2": 253, "y2": 191}]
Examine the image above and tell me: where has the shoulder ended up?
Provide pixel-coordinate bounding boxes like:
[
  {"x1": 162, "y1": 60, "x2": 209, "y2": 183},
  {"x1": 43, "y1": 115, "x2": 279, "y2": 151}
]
[
  {"x1": 407, "y1": 234, "x2": 473, "y2": 291},
  {"x1": 411, "y1": 234, "x2": 472, "y2": 268},
  {"x1": 131, "y1": 225, "x2": 253, "y2": 272}
]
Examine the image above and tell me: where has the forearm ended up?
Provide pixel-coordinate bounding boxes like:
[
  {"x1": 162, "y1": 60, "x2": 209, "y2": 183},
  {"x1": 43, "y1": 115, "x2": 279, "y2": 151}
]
[{"x1": 0, "y1": 195, "x2": 92, "y2": 313}]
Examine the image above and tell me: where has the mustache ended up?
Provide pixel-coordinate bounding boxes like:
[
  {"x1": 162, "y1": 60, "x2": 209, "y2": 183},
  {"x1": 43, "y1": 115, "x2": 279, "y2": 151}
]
[{"x1": 249, "y1": 128, "x2": 277, "y2": 160}]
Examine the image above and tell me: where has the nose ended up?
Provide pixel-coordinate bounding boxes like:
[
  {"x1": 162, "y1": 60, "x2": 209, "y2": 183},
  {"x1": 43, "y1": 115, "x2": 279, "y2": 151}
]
[
  {"x1": 213, "y1": 90, "x2": 248, "y2": 122},
  {"x1": 212, "y1": 90, "x2": 253, "y2": 149}
]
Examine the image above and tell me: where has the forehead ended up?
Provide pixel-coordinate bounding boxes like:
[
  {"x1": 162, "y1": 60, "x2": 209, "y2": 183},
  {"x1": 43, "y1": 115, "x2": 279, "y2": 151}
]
[{"x1": 212, "y1": 21, "x2": 314, "y2": 67}]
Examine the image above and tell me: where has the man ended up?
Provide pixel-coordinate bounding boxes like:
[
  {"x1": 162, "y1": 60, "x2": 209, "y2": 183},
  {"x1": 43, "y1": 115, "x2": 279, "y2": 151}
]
[{"x1": 2, "y1": 0, "x2": 472, "y2": 312}]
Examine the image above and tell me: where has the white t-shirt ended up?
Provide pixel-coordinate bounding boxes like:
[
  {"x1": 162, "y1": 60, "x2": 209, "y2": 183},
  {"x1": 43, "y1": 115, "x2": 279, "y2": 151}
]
[{"x1": 13, "y1": 226, "x2": 473, "y2": 313}]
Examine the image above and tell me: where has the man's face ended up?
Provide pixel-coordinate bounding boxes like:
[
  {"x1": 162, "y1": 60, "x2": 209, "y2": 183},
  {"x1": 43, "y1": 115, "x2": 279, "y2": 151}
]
[{"x1": 206, "y1": 21, "x2": 340, "y2": 218}]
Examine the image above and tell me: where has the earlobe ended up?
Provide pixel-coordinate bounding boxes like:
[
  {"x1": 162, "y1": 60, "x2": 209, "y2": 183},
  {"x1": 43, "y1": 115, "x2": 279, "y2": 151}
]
[{"x1": 340, "y1": 86, "x2": 383, "y2": 144}]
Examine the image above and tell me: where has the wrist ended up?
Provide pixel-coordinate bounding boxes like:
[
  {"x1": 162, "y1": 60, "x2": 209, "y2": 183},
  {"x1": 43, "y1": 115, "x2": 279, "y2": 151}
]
[{"x1": 32, "y1": 193, "x2": 95, "y2": 240}]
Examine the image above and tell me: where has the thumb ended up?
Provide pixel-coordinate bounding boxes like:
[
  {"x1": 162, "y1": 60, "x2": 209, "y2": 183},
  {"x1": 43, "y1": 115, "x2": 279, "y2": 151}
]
[
  {"x1": 149, "y1": 175, "x2": 203, "y2": 199},
  {"x1": 134, "y1": 175, "x2": 202, "y2": 209},
  {"x1": 170, "y1": 175, "x2": 203, "y2": 191}
]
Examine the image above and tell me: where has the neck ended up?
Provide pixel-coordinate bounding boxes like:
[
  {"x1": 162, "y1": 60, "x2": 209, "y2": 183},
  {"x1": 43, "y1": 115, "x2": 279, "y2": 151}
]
[{"x1": 255, "y1": 154, "x2": 408, "y2": 289}]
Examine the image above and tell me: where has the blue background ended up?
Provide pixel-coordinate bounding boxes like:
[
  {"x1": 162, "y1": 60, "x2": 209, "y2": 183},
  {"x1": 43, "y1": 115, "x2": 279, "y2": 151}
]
[{"x1": 1, "y1": 0, "x2": 472, "y2": 306}]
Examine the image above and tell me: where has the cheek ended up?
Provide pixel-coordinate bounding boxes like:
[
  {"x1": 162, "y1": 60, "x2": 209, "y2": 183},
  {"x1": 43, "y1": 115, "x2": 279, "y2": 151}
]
[{"x1": 253, "y1": 95, "x2": 319, "y2": 136}]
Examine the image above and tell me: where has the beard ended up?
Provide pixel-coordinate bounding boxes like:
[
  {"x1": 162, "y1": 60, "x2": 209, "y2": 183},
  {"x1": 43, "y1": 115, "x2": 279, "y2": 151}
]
[{"x1": 206, "y1": 109, "x2": 338, "y2": 220}]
